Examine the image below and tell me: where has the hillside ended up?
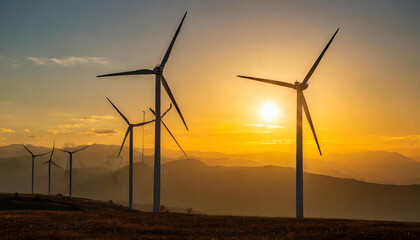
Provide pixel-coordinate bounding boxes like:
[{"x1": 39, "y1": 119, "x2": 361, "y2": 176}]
[
  {"x1": 0, "y1": 193, "x2": 131, "y2": 212},
  {"x1": 1, "y1": 144, "x2": 420, "y2": 222},
  {"x1": 1, "y1": 209, "x2": 419, "y2": 240},
  {"x1": 0, "y1": 193, "x2": 419, "y2": 240}
]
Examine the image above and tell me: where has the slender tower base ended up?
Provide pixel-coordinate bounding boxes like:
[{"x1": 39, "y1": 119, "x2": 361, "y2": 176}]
[
  {"x1": 129, "y1": 128, "x2": 133, "y2": 212},
  {"x1": 153, "y1": 74, "x2": 161, "y2": 213},
  {"x1": 296, "y1": 90, "x2": 304, "y2": 218},
  {"x1": 69, "y1": 154, "x2": 73, "y2": 198},
  {"x1": 142, "y1": 111, "x2": 145, "y2": 164},
  {"x1": 31, "y1": 157, "x2": 34, "y2": 194},
  {"x1": 48, "y1": 163, "x2": 51, "y2": 196}
]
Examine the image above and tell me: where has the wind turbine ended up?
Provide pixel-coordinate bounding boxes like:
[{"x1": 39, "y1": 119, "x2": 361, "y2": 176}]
[
  {"x1": 98, "y1": 12, "x2": 189, "y2": 212},
  {"x1": 57, "y1": 145, "x2": 90, "y2": 198},
  {"x1": 149, "y1": 108, "x2": 189, "y2": 159},
  {"x1": 237, "y1": 29, "x2": 339, "y2": 218},
  {"x1": 21, "y1": 144, "x2": 50, "y2": 194},
  {"x1": 43, "y1": 142, "x2": 63, "y2": 195},
  {"x1": 142, "y1": 110, "x2": 145, "y2": 164},
  {"x1": 107, "y1": 97, "x2": 170, "y2": 211}
]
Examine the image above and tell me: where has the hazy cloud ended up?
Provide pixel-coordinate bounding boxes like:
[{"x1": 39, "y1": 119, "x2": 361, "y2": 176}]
[
  {"x1": 58, "y1": 123, "x2": 84, "y2": 129},
  {"x1": 47, "y1": 129, "x2": 59, "y2": 135},
  {"x1": 381, "y1": 135, "x2": 420, "y2": 146},
  {"x1": 0, "y1": 128, "x2": 16, "y2": 133},
  {"x1": 86, "y1": 128, "x2": 118, "y2": 135},
  {"x1": 71, "y1": 115, "x2": 115, "y2": 123},
  {"x1": 247, "y1": 139, "x2": 295, "y2": 145},
  {"x1": 26, "y1": 56, "x2": 109, "y2": 67},
  {"x1": 26, "y1": 57, "x2": 46, "y2": 65},
  {"x1": 247, "y1": 124, "x2": 285, "y2": 129},
  {"x1": 28, "y1": 135, "x2": 47, "y2": 140}
]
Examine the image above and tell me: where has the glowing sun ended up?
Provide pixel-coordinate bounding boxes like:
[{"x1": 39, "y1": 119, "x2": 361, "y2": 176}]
[{"x1": 260, "y1": 103, "x2": 279, "y2": 121}]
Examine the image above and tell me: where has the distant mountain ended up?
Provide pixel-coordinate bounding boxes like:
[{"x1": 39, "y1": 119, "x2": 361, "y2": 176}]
[
  {"x1": 191, "y1": 150, "x2": 420, "y2": 185},
  {"x1": 1, "y1": 151, "x2": 420, "y2": 222},
  {"x1": 2, "y1": 144, "x2": 420, "y2": 185},
  {"x1": 411, "y1": 156, "x2": 420, "y2": 163},
  {"x1": 77, "y1": 159, "x2": 420, "y2": 222},
  {"x1": 320, "y1": 151, "x2": 420, "y2": 184}
]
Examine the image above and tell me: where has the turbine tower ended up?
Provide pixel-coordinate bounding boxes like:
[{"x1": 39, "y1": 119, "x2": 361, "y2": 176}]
[
  {"x1": 237, "y1": 29, "x2": 339, "y2": 218},
  {"x1": 106, "y1": 97, "x2": 162, "y2": 211},
  {"x1": 43, "y1": 142, "x2": 63, "y2": 195},
  {"x1": 142, "y1": 110, "x2": 145, "y2": 164},
  {"x1": 57, "y1": 145, "x2": 90, "y2": 198},
  {"x1": 98, "y1": 12, "x2": 189, "y2": 212},
  {"x1": 21, "y1": 144, "x2": 50, "y2": 194}
]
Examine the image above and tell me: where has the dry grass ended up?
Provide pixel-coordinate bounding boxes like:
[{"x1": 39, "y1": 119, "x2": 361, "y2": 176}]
[
  {"x1": 1, "y1": 210, "x2": 419, "y2": 240},
  {"x1": 0, "y1": 193, "x2": 419, "y2": 239}
]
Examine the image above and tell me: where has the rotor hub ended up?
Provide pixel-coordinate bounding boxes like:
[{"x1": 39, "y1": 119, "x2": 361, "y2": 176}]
[
  {"x1": 294, "y1": 82, "x2": 308, "y2": 90},
  {"x1": 154, "y1": 65, "x2": 162, "y2": 74}
]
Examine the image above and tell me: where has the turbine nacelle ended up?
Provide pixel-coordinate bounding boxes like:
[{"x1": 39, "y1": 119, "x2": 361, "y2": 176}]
[
  {"x1": 294, "y1": 82, "x2": 309, "y2": 91},
  {"x1": 154, "y1": 65, "x2": 163, "y2": 74}
]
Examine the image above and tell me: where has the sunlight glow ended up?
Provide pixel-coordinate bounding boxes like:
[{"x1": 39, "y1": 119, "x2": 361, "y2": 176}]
[{"x1": 259, "y1": 103, "x2": 279, "y2": 122}]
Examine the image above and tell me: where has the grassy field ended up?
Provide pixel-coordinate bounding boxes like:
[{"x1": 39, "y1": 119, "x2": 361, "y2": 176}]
[{"x1": 0, "y1": 193, "x2": 419, "y2": 239}]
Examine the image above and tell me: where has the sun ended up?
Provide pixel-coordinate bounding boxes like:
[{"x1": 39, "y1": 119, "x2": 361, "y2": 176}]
[{"x1": 259, "y1": 102, "x2": 279, "y2": 122}]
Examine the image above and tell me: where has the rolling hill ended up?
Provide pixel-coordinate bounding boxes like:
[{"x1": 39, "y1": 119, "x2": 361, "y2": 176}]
[{"x1": 1, "y1": 144, "x2": 420, "y2": 221}]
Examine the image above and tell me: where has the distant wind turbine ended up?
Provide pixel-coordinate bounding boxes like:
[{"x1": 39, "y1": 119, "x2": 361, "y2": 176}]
[
  {"x1": 57, "y1": 145, "x2": 90, "y2": 198},
  {"x1": 237, "y1": 28, "x2": 339, "y2": 218},
  {"x1": 21, "y1": 144, "x2": 50, "y2": 194},
  {"x1": 98, "y1": 12, "x2": 189, "y2": 212},
  {"x1": 43, "y1": 142, "x2": 63, "y2": 195},
  {"x1": 149, "y1": 108, "x2": 189, "y2": 159},
  {"x1": 107, "y1": 97, "x2": 171, "y2": 211},
  {"x1": 142, "y1": 110, "x2": 145, "y2": 164}
]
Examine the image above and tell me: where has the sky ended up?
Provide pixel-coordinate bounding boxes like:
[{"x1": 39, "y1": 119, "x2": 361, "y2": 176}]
[{"x1": 1, "y1": 0, "x2": 419, "y2": 157}]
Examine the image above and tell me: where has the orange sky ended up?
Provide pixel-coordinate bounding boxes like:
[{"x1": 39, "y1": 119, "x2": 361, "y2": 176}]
[{"x1": 0, "y1": 0, "x2": 419, "y2": 157}]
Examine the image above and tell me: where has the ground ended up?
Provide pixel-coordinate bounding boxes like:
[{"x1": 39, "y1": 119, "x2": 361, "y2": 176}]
[{"x1": 1, "y1": 193, "x2": 419, "y2": 240}]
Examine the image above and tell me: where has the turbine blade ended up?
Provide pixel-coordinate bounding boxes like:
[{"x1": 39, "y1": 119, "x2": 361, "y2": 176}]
[
  {"x1": 73, "y1": 145, "x2": 90, "y2": 154},
  {"x1": 300, "y1": 92, "x2": 322, "y2": 156},
  {"x1": 160, "y1": 75, "x2": 188, "y2": 130},
  {"x1": 163, "y1": 120, "x2": 189, "y2": 159},
  {"x1": 52, "y1": 161, "x2": 63, "y2": 170},
  {"x1": 148, "y1": 104, "x2": 171, "y2": 119},
  {"x1": 161, "y1": 12, "x2": 187, "y2": 69},
  {"x1": 118, "y1": 127, "x2": 131, "y2": 157},
  {"x1": 149, "y1": 109, "x2": 189, "y2": 159},
  {"x1": 161, "y1": 104, "x2": 172, "y2": 118},
  {"x1": 106, "y1": 97, "x2": 130, "y2": 125},
  {"x1": 21, "y1": 144, "x2": 33, "y2": 156},
  {"x1": 97, "y1": 69, "x2": 155, "y2": 77},
  {"x1": 302, "y1": 28, "x2": 339, "y2": 84},
  {"x1": 56, "y1": 148, "x2": 70, "y2": 153},
  {"x1": 34, "y1": 151, "x2": 51, "y2": 157},
  {"x1": 49, "y1": 142, "x2": 55, "y2": 160},
  {"x1": 132, "y1": 119, "x2": 155, "y2": 127},
  {"x1": 237, "y1": 75, "x2": 296, "y2": 89}
]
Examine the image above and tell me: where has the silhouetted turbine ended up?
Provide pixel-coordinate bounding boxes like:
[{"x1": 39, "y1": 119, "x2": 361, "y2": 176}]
[
  {"x1": 21, "y1": 144, "x2": 50, "y2": 194},
  {"x1": 149, "y1": 108, "x2": 189, "y2": 159},
  {"x1": 142, "y1": 110, "x2": 146, "y2": 164},
  {"x1": 98, "y1": 12, "x2": 189, "y2": 212},
  {"x1": 107, "y1": 97, "x2": 171, "y2": 211},
  {"x1": 43, "y1": 142, "x2": 63, "y2": 195},
  {"x1": 237, "y1": 28, "x2": 339, "y2": 218},
  {"x1": 57, "y1": 145, "x2": 90, "y2": 198}
]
